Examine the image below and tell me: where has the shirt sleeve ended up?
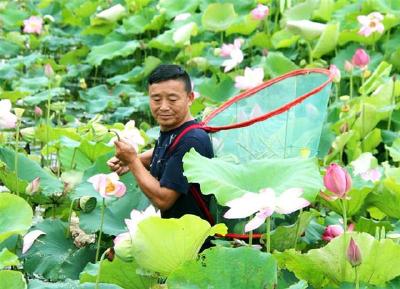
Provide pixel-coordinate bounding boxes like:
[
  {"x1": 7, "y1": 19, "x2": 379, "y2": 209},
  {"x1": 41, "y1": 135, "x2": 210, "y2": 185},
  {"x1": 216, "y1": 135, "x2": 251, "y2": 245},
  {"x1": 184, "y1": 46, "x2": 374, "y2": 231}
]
[{"x1": 159, "y1": 136, "x2": 209, "y2": 195}]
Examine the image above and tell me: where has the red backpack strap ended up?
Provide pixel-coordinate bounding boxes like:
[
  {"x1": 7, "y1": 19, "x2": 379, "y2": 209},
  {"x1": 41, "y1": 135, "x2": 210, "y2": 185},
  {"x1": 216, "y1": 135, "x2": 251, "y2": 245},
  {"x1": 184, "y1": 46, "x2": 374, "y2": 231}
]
[{"x1": 167, "y1": 123, "x2": 204, "y2": 153}]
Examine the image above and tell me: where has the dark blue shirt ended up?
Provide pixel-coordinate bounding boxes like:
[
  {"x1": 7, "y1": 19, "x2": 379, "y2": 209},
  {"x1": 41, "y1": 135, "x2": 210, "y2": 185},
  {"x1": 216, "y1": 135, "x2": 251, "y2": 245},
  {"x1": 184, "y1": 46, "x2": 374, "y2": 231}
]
[{"x1": 149, "y1": 120, "x2": 214, "y2": 219}]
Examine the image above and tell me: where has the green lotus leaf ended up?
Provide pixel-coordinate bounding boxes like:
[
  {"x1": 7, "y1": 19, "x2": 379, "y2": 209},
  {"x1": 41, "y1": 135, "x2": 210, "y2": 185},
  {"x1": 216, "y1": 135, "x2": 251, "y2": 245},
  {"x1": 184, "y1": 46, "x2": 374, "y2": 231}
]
[
  {"x1": 275, "y1": 232, "x2": 400, "y2": 288},
  {"x1": 183, "y1": 149, "x2": 322, "y2": 205},
  {"x1": 173, "y1": 22, "x2": 198, "y2": 46},
  {"x1": 158, "y1": 0, "x2": 199, "y2": 19},
  {"x1": 201, "y1": 3, "x2": 237, "y2": 32},
  {"x1": 386, "y1": 138, "x2": 400, "y2": 162},
  {"x1": 312, "y1": 23, "x2": 339, "y2": 59},
  {"x1": 0, "y1": 147, "x2": 64, "y2": 196},
  {"x1": 226, "y1": 14, "x2": 259, "y2": 36},
  {"x1": 131, "y1": 214, "x2": 227, "y2": 276},
  {"x1": 262, "y1": 52, "x2": 299, "y2": 78},
  {"x1": 86, "y1": 41, "x2": 139, "y2": 66},
  {"x1": 167, "y1": 247, "x2": 277, "y2": 289},
  {"x1": 359, "y1": 61, "x2": 392, "y2": 96},
  {"x1": 148, "y1": 30, "x2": 176, "y2": 52},
  {"x1": 23, "y1": 219, "x2": 95, "y2": 281},
  {"x1": 0, "y1": 248, "x2": 19, "y2": 269},
  {"x1": 271, "y1": 29, "x2": 300, "y2": 49},
  {"x1": 0, "y1": 270, "x2": 26, "y2": 289},
  {"x1": 0, "y1": 193, "x2": 32, "y2": 243},
  {"x1": 80, "y1": 257, "x2": 157, "y2": 289},
  {"x1": 29, "y1": 279, "x2": 122, "y2": 289}
]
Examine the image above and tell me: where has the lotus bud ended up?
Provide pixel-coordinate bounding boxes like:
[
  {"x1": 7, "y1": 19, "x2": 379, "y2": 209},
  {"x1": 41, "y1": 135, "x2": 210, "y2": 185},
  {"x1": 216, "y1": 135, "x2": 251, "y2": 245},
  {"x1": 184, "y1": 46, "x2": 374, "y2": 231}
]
[
  {"x1": 34, "y1": 106, "x2": 43, "y2": 117},
  {"x1": 344, "y1": 61, "x2": 353, "y2": 72},
  {"x1": 323, "y1": 163, "x2": 352, "y2": 199},
  {"x1": 14, "y1": 108, "x2": 25, "y2": 119},
  {"x1": 44, "y1": 63, "x2": 54, "y2": 78},
  {"x1": 114, "y1": 233, "x2": 134, "y2": 262},
  {"x1": 347, "y1": 237, "x2": 362, "y2": 267},
  {"x1": 329, "y1": 64, "x2": 341, "y2": 83},
  {"x1": 26, "y1": 177, "x2": 40, "y2": 195},
  {"x1": 79, "y1": 78, "x2": 87, "y2": 90},
  {"x1": 351, "y1": 49, "x2": 370, "y2": 69}
]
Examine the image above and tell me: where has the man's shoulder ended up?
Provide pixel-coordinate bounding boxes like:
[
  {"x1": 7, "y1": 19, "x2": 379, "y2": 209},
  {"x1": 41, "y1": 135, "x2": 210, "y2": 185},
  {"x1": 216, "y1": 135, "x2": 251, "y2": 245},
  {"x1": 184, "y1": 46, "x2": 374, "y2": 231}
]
[{"x1": 174, "y1": 127, "x2": 213, "y2": 157}]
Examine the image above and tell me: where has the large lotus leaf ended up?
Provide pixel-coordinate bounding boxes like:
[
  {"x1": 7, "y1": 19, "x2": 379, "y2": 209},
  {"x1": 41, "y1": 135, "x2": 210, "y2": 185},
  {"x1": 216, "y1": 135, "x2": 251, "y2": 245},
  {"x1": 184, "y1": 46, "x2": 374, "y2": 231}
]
[
  {"x1": 226, "y1": 14, "x2": 259, "y2": 36},
  {"x1": 355, "y1": 217, "x2": 393, "y2": 236},
  {"x1": 183, "y1": 149, "x2": 323, "y2": 205},
  {"x1": 270, "y1": 211, "x2": 317, "y2": 252},
  {"x1": 275, "y1": 232, "x2": 400, "y2": 288},
  {"x1": 28, "y1": 279, "x2": 122, "y2": 289},
  {"x1": 197, "y1": 75, "x2": 238, "y2": 103},
  {"x1": 367, "y1": 170, "x2": 400, "y2": 218},
  {"x1": 173, "y1": 22, "x2": 198, "y2": 46},
  {"x1": 0, "y1": 248, "x2": 19, "y2": 269},
  {"x1": 159, "y1": 0, "x2": 199, "y2": 19},
  {"x1": 0, "y1": 147, "x2": 63, "y2": 196},
  {"x1": 131, "y1": 215, "x2": 227, "y2": 276},
  {"x1": 0, "y1": 161, "x2": 28, "y2": 195},
  {"x1": 34, "y1": 123, "x2": 81, "y2": 143},
  {"x1": 319, "y1": 176, "x2": 374, "y2": 217},
  {"x1": 79, "y1": 85, "x2": 123, "y2": 114},
  {"x1": 272, "y1": 29, "x2": 300, "y2": 49},
  {"x1": 86, "y1": 41, "x2": 139, "y2": 66},
  {"x1": 80, "y1": 257, "x2": 157, "y2": 289},
  {"x1": 0, "y1": 270, "x2": 26, "y2": 289},
  {"x1": 148, "y1": 30, "x2": 176, "y2": 52},
  {"x1": 201, "y1": 3, "x2": 237, "y2": 32},
  {"x1": 167, "y1": 246, "x2": 277, "y2": 289},
  {"x1": 359, "y1": 61, "x2": 392, "y2": 96},
  {"x1": 23, "y1": 88, "x2": 68, "y2": 106},
  {"x1": 312, "y1": 23, "x2": 339, "y2": 59},
  {"x1": 0, "y1": 193, "x2": 32, "y2": 243},
  {"x1": 262, "y1": 52, "x2": 299, "y2": 78},
  {"x1": 23, "y1": 219, "x2": 95, "y2": 281},
  {"x1": 386, "y1": 138, "x2": 400, "y2": 162}
]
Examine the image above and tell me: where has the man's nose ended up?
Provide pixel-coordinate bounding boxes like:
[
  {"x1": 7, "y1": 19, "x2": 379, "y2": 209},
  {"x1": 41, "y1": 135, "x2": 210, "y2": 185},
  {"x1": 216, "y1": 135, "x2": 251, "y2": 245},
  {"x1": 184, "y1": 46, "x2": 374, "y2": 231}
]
[{"x1": 159, "y1": 99, "x2": 170, "y2": 111}]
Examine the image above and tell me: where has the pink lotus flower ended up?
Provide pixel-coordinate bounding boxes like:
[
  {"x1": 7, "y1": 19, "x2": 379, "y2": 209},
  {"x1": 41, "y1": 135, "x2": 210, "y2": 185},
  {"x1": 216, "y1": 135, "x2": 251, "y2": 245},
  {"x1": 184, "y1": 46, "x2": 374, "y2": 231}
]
[
  {"x1": 251, "y1": 4, "x2": 269, "y2": 20},
  {"x1": 347, "y1": 237, "x2": 362, "y2": 267},
  {"x1": 350, "y1": 153, "x2": 381, "y2": 182},
  {"x1": 220, "y1": 39, "x2": 244, "y2": 72},
  {"x1": 0, "y1": 99, "x2": 17, "y2": 129},
  {"x1": 329, "y1": 64, "x2": 341, "y2": 83},
  {"x1": 352, "y1": 49, "x2": 370, "y2": 69},
  {"x1": 344, "y1": 60, "x2": 353, "y2": 72},
  {"x1": 322, "y1": 223, "x2": 354, "y2": 241},
  {"x1": 224, "y1": 188, "x2": 310, "y2": 232},
  {"x1": 88, "y1": 172, "x2": 126, "y2": 198},
  {"x1": 235, "y1": 67, "x2": 264, "y2": 90},
  {"x1": 323, "y1": 163, "x2": 352, "y2": 200},
  {"x1": 23, "y1": 230, "x2": 45, "y2": 253},
  {"x1": 26, "y1": 177, "x2": 40, "y2": 195},
  {"x1": 23, "y1": 16, "x2": 43, "y2": 35},
  {"x1": 357, "y1": 12, "x2": 384, "y2": 37}
]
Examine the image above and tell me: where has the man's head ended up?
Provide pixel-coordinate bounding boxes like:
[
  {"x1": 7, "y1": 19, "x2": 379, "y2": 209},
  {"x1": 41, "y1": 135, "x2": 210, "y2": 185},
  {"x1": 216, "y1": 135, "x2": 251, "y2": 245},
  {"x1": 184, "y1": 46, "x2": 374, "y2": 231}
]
[{"x1": 148, "y1": 64, "x2": 194, "y2": 131}]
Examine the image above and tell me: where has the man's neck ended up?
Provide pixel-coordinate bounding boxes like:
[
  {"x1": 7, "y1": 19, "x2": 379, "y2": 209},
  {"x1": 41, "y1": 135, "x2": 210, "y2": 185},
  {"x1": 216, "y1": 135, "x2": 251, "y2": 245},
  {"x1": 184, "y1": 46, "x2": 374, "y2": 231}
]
[{"x1": 160, "y1": 116, "x2": 194, "y2": 132}]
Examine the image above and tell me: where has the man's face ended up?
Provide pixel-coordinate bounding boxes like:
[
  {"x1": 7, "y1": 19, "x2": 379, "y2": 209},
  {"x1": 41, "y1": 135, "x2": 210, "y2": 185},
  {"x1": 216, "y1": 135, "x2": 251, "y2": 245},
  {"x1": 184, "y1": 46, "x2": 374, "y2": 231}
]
[{"x1": 148, "y1": 79, "x2": 194, "y2": 131}]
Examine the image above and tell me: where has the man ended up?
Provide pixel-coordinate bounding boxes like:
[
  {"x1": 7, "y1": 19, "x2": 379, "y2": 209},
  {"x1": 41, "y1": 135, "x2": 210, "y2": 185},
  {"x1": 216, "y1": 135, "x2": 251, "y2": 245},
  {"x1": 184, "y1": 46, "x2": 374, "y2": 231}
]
[{"x1": 107, "y1": 64, "x2": 214, "y2": 220}]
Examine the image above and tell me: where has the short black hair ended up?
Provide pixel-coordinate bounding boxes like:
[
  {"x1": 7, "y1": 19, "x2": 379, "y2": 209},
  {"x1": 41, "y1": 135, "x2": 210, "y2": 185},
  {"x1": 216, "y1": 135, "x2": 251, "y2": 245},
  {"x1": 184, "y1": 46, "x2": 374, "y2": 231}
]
[{"x1": 148, "y1": 64, "x2": 192, "y2": 93}]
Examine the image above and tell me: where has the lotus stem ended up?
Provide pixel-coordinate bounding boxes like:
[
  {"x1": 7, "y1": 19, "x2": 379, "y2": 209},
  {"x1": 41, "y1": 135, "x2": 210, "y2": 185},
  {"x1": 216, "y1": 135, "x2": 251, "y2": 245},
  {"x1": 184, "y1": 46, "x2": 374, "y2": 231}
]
[
  {"x1": 266, "y1": 216, "x2": 271, "y2": 253},
  {"x1": 65, "y1": 200, "x2": 74, "y2": 238},
  {"x1": 95, "y1": 249, "x2": 108, "y2": 289},
  {"x1": 109, "y1": 129, "x2": 121, "y2": 141},
  {"x1": 95, "y1": 198, "x2": 106, "y2": 262},
  {"x1": 14, "y1": 119, "x2": 21, "y2": 196}
]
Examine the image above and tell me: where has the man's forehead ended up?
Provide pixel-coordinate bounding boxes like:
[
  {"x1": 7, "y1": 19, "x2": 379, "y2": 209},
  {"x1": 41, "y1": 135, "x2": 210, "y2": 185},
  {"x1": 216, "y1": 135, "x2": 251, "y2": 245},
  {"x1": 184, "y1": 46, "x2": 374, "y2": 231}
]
[{"x1": 148, "y1": 79, "x2": 186, "y2": 94}]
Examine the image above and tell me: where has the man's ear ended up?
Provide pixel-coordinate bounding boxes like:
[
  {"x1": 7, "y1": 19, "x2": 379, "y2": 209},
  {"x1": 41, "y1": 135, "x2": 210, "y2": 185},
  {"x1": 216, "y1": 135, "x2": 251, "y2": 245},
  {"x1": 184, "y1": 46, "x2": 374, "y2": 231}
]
[{"x1": 187, "y1": 91, "x2": 195, "y2": 105}]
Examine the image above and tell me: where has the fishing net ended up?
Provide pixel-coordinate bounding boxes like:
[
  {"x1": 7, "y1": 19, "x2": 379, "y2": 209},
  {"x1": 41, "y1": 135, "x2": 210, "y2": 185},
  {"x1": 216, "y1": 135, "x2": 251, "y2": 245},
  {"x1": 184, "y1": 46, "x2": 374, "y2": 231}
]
[{"x1": 201, "y1": 68, "x2": 334, "y2": 162}]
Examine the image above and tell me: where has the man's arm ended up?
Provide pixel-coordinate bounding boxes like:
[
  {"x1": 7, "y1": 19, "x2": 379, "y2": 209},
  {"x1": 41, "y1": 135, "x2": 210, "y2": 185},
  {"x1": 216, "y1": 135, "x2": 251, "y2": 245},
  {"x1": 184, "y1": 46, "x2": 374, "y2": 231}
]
[
  {"x1": 139, "y1": 148, "x2": 153, "y2": 169},
  {"x1": 114, "y1": 140, "x2": 179, "y2": 212},
  {"x1": 108, "y1": 148, "x2": 154, "y2": 175}
]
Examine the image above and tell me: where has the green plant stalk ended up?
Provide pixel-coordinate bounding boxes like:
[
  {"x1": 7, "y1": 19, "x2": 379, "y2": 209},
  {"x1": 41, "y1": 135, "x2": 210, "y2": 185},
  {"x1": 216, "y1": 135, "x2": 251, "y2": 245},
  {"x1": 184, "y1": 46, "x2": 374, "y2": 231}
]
[
  {"x1": 273, "y1": 0, "x2": 280, "y2": 33},
  {"x1": 361, "y1": 104, "x2": 366, "y2": 152},
  {"x1": 95, "y1": 250, "x2": 108, "y2": 289},
  {"x1": 293, "y1": 208, "x2": 303, "y2": 250},
  {"x1": 95, "y1": 198, "x2": 106, "y2": 262},
  {"x1": 306, "y1": 41, "x2": 313, "y2": 64},
  {"x1": 65, "y1": 201, "x2": 75, "y2": 238},
  {"x1": 249, "y1": 230, "x2": 253, "y2": 246},
  {"x1": 355, "y1": 266, "x2": 360, "y2": 289},
  {"x1": 349, "y1": 71, "x2": 354, "y2": 99},
  {"x1": 70, "y1": 147, "x2": 77, "y2": 170},
  {"x1": 341, "y1": 199, "x2": 347, "y2": 232},
  {"x1": 46, "y1": 94, "x2": 51, "y2": 167},
  {"x1": 335, "y1": 82, "x2": 340, "y2": 104},
  {"x1": 265, "y1": 216, "x2": 271, "y2": 253},
  {"x1": 14, "y1": 119, "x2": 21, "y2": 196},
  {"x1": 386, "y1": 76, "x2": 396, "y2": 160}
]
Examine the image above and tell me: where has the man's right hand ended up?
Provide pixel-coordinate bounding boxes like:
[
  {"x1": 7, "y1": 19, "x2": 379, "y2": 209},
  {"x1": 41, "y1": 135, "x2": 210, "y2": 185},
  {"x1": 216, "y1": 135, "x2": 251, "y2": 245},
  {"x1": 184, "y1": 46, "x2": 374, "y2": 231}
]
[{"x1": 107, "y1": 156, "x2": 130, "y2": 176}]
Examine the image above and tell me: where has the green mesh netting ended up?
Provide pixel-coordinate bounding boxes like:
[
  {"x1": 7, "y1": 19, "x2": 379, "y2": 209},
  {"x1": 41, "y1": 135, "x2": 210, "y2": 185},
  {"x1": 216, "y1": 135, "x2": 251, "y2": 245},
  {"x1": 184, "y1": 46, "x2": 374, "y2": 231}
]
[{"x1": 203, "y1": 69, "x2": 333, "y2": 162}]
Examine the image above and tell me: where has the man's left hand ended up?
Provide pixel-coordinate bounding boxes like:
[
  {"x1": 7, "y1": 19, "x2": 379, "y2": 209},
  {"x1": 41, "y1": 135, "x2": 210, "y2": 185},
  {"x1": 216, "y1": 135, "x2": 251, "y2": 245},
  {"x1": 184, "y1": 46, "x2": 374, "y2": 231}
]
[{"x1": 114, "y1": 139, "x2": 138, "y2": 166}]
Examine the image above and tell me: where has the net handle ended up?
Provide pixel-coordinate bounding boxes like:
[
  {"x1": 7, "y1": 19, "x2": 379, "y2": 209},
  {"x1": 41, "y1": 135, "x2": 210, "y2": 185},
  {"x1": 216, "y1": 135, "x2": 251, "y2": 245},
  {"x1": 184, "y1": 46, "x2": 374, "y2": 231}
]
[{"x1": 201, "y1": 68, "x2": 334, "y2": 132}]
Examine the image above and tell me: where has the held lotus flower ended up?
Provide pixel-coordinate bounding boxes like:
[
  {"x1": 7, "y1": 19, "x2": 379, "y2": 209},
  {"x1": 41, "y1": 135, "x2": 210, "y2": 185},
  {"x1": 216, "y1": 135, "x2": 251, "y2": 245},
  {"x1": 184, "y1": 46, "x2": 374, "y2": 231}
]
[
  {"x1": 234, "y1": 67, "x2": 264, "y2": 90},
  {"x1": 109, "y1": 120, "x2": 145, "y2": 152},
  {"x1": 251, "y1": 4, "x2": 269, "y2": 20},
  {"x1": 88, "y1": 172, "x2": 126, "y2": 198},
  {"x1": 0, "y1": 99, "x2": 18, "y2": 129},
  {"x1": 347, "y1": 237, "x2": 362, "y2": 267},
  {"x1": 357, "y1": 12, "x2": 384, "y2": 37},
  {"x1": 23, "y1": 16, "x2": 43, "y2": 35},
  {"x1": 323, "y1": 163, "x2": 352, "y2": 200},
  {"x1": 224, "y1": 188, "x2": 310, "y2": 232},
  {"x1": 351, "y1": 49, "x2": 370, "y2": 69}
]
